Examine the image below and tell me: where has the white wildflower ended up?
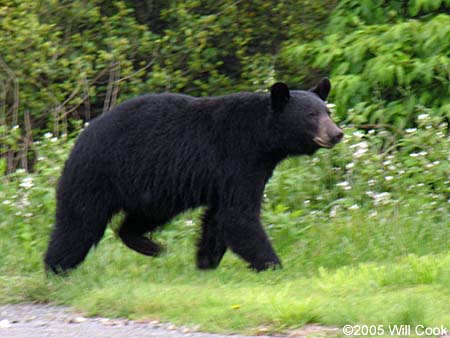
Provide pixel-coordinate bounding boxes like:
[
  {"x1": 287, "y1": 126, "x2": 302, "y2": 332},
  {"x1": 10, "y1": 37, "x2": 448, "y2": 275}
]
[
  {"x1": 304, "y1": 200, "x2": 310, "y2": 205},
  {"x1": 418, "y1": 113, "x2": 429, "y2": 120},
  {"x1": 329, "y1": 205, "x2": 338, "y2": 218},
  {"x1": 20, "y1": 196, "x2": 30, "y2": 207},
  {"x1": 185, "y1": 220, "x2": 194, "y2": 226},
  {"x1": 368, "y1": 179, "x2": 376, "y2": 186},
  {"x1": 371, "y1": 192, "x2": 391, "y2": 206},
  {"x1": 336, "y1": 181, "x2": 351, "y2": 190},
  {"x1": 352, "y1": 131, "x2": 364, "y2": 139},
  {"x1": 348, "y1": 204, "x2": 359, "y2": 210},
  {"x1": 19, "y1": 177, "x2": 34, "y2": 189},
  {"x1": 351, "y1": 141, "x2": 369, "y2": 158},
  {"x1": 405, "y1": 128, "x2": 417, "y2": 133},
  {"x1": 345, "y1": 162, "x2": 355, "y2": 170},
  {"x1": 44, "y1": 132, "x2": 53, "y2": 139},
  {"x1": 2, "y1": 200, "x2": 11, "y2": 205},
  {"x1": 51, "y1": 137, "x2": 58, "y2": 142},
  {"x1": 385, "y1": 176, "x2": 393, "y2": 181}
]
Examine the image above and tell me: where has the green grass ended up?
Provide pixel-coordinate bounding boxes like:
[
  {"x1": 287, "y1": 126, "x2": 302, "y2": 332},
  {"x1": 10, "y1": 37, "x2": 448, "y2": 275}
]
[
  {"x1": 0, "y1": 213, "x2": 448, "y2": 335},
  {"x1": 0, "y1": 121, "x2": 449, "y2": 335}
]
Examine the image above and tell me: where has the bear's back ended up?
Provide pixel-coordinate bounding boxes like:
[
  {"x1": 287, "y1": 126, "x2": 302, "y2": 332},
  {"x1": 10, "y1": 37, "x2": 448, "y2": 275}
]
[{"x1": 61, "y1": 92, "x2": 271, "y2": 211}]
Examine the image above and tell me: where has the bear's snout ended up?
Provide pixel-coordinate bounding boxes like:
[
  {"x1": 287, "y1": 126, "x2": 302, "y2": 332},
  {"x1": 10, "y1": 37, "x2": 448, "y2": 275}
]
[
  {"x1": 313, "y1": 115, "x2": 343, "y2": 148},
  {"x1": 330, "y1": 129, "x2": 344, "y2": 145}
]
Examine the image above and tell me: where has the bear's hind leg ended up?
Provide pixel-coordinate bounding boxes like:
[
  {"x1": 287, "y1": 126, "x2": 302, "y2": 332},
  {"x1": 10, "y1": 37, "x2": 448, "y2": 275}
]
[
  {"x1": 118, "y1": 213, "x2": 163, "y2": 256},
  {"x1": 196, "y1": 208, "x2": 227, "y2": 269},
  {"x1": 44, "y1": 210, "x2": 111, "y2": 274}
]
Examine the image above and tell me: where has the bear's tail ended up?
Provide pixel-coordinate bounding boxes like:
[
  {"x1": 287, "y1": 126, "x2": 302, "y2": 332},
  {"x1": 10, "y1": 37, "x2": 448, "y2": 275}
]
[{"x1": 44, "y1": 212, "x2": 110, "y2": 274}]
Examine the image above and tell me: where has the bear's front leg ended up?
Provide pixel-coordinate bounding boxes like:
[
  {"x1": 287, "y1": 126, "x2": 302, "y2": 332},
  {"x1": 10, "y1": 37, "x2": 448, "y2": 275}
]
[
  {"x1": 197, "y1": 208, "x2": 227, "y2": 270},
  {"x1": 219, "y1": 208, "x2": 281, "y2": 272}
]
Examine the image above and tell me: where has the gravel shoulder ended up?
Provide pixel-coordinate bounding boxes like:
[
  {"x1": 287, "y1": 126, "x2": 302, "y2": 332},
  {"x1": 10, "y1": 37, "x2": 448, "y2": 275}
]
[{"x1": 0, "y1": 303, "x2": 278, "y2": 338}]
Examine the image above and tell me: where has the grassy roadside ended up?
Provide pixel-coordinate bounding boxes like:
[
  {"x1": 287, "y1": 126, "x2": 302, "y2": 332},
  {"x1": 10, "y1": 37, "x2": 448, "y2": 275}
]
[
  {"x1": 0, "y1": 231, "x2": 449, "y2": 334},
  {"x1": 0, "y1": 116, "x2": 449, "y2": 335}
]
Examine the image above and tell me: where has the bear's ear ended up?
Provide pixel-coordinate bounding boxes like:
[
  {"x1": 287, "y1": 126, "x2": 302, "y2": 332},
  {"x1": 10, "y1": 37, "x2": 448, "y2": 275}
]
[
  {"x1": 310, "y1": 77, "x2": 331, "y2": 101},
  {"x1": 270, "y1": 82, "x2": 290, "y2": 112}
]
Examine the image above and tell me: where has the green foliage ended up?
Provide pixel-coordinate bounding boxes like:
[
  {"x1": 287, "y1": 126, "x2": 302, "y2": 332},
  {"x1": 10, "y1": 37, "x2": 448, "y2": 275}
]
[
  {"x1": 264, "y1": 112, "x2": 449, "y2": 268},
  {"x1": 1, "y1": 0, "x2": 448, "y2": 143},
  {"x1": 281, "y1": 0, "x2": 450, "y2": 127},
  {"x1": 145, "y1": 0, "x2": 335, "y2": 95},
  {"x1": 0, "y1": 0, "x2": 334, "y2": 132},
  {"x1": 0, "y1": 0, "x2": 155, "y2": 135},
  {"x1": 0, "y1": 0, "x2": 335, "y2": 172}
]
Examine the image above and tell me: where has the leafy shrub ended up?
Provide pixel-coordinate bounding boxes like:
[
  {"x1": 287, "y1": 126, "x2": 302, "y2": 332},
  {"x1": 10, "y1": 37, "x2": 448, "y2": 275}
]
[
  {"x1": 266, "y1": 113, "x2": 449, "y2": 215},
  {"x1": 0, "y1": 0, "x2": 335, "y2": 133},
  {"x1": 0, "y1": 0, "x2": 156, "y2": 133},
  {"x1": 0, "y1": 0, "x2": 335, "y2": 173},
  {"x1": 280, "y1": 0, "x2": 450, "y2": 127}
]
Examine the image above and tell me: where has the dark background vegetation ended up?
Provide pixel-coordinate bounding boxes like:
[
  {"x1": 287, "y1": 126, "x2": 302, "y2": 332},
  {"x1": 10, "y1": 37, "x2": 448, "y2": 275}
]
[{"x1": 1, "y1": 0, "x2": 449, "y2": 174}]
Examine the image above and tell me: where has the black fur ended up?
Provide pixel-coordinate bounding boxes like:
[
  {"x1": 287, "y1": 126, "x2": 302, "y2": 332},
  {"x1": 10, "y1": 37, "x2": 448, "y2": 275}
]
[
  {"x1": 270, "y1": 82, "x2": 290, "y2": 112},
  {"x1": 44, "y1": 79, "x2": 341, "y2": 273}
]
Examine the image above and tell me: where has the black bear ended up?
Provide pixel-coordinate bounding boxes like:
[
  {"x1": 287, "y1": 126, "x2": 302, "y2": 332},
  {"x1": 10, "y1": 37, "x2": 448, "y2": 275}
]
[{"x1": 44, "y1": 78, "x2": 343, "y2": 273}]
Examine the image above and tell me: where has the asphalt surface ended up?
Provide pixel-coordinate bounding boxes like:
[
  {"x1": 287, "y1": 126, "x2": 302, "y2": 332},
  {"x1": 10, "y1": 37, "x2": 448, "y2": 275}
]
[{"x1": 0, "y1": 304, "x2": 276, "y2": 338}]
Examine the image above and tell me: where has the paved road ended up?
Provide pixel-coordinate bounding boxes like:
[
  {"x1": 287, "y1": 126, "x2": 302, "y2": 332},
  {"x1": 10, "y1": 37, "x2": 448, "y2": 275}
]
[{"x1": 0, "y1": 304, "x2": 276, "y2": 338}]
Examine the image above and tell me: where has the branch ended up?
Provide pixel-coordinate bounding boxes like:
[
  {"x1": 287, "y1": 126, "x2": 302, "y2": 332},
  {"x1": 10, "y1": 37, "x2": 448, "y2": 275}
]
[{"x1": 356, "y1": 123, "x2": 404, "y2": 135}]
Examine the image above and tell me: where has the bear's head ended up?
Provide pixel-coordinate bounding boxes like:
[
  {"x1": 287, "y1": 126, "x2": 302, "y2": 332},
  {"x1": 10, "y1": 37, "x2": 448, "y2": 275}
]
[{"x1": 270, "y1": 78, "x2": 343, "y2": 155}]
